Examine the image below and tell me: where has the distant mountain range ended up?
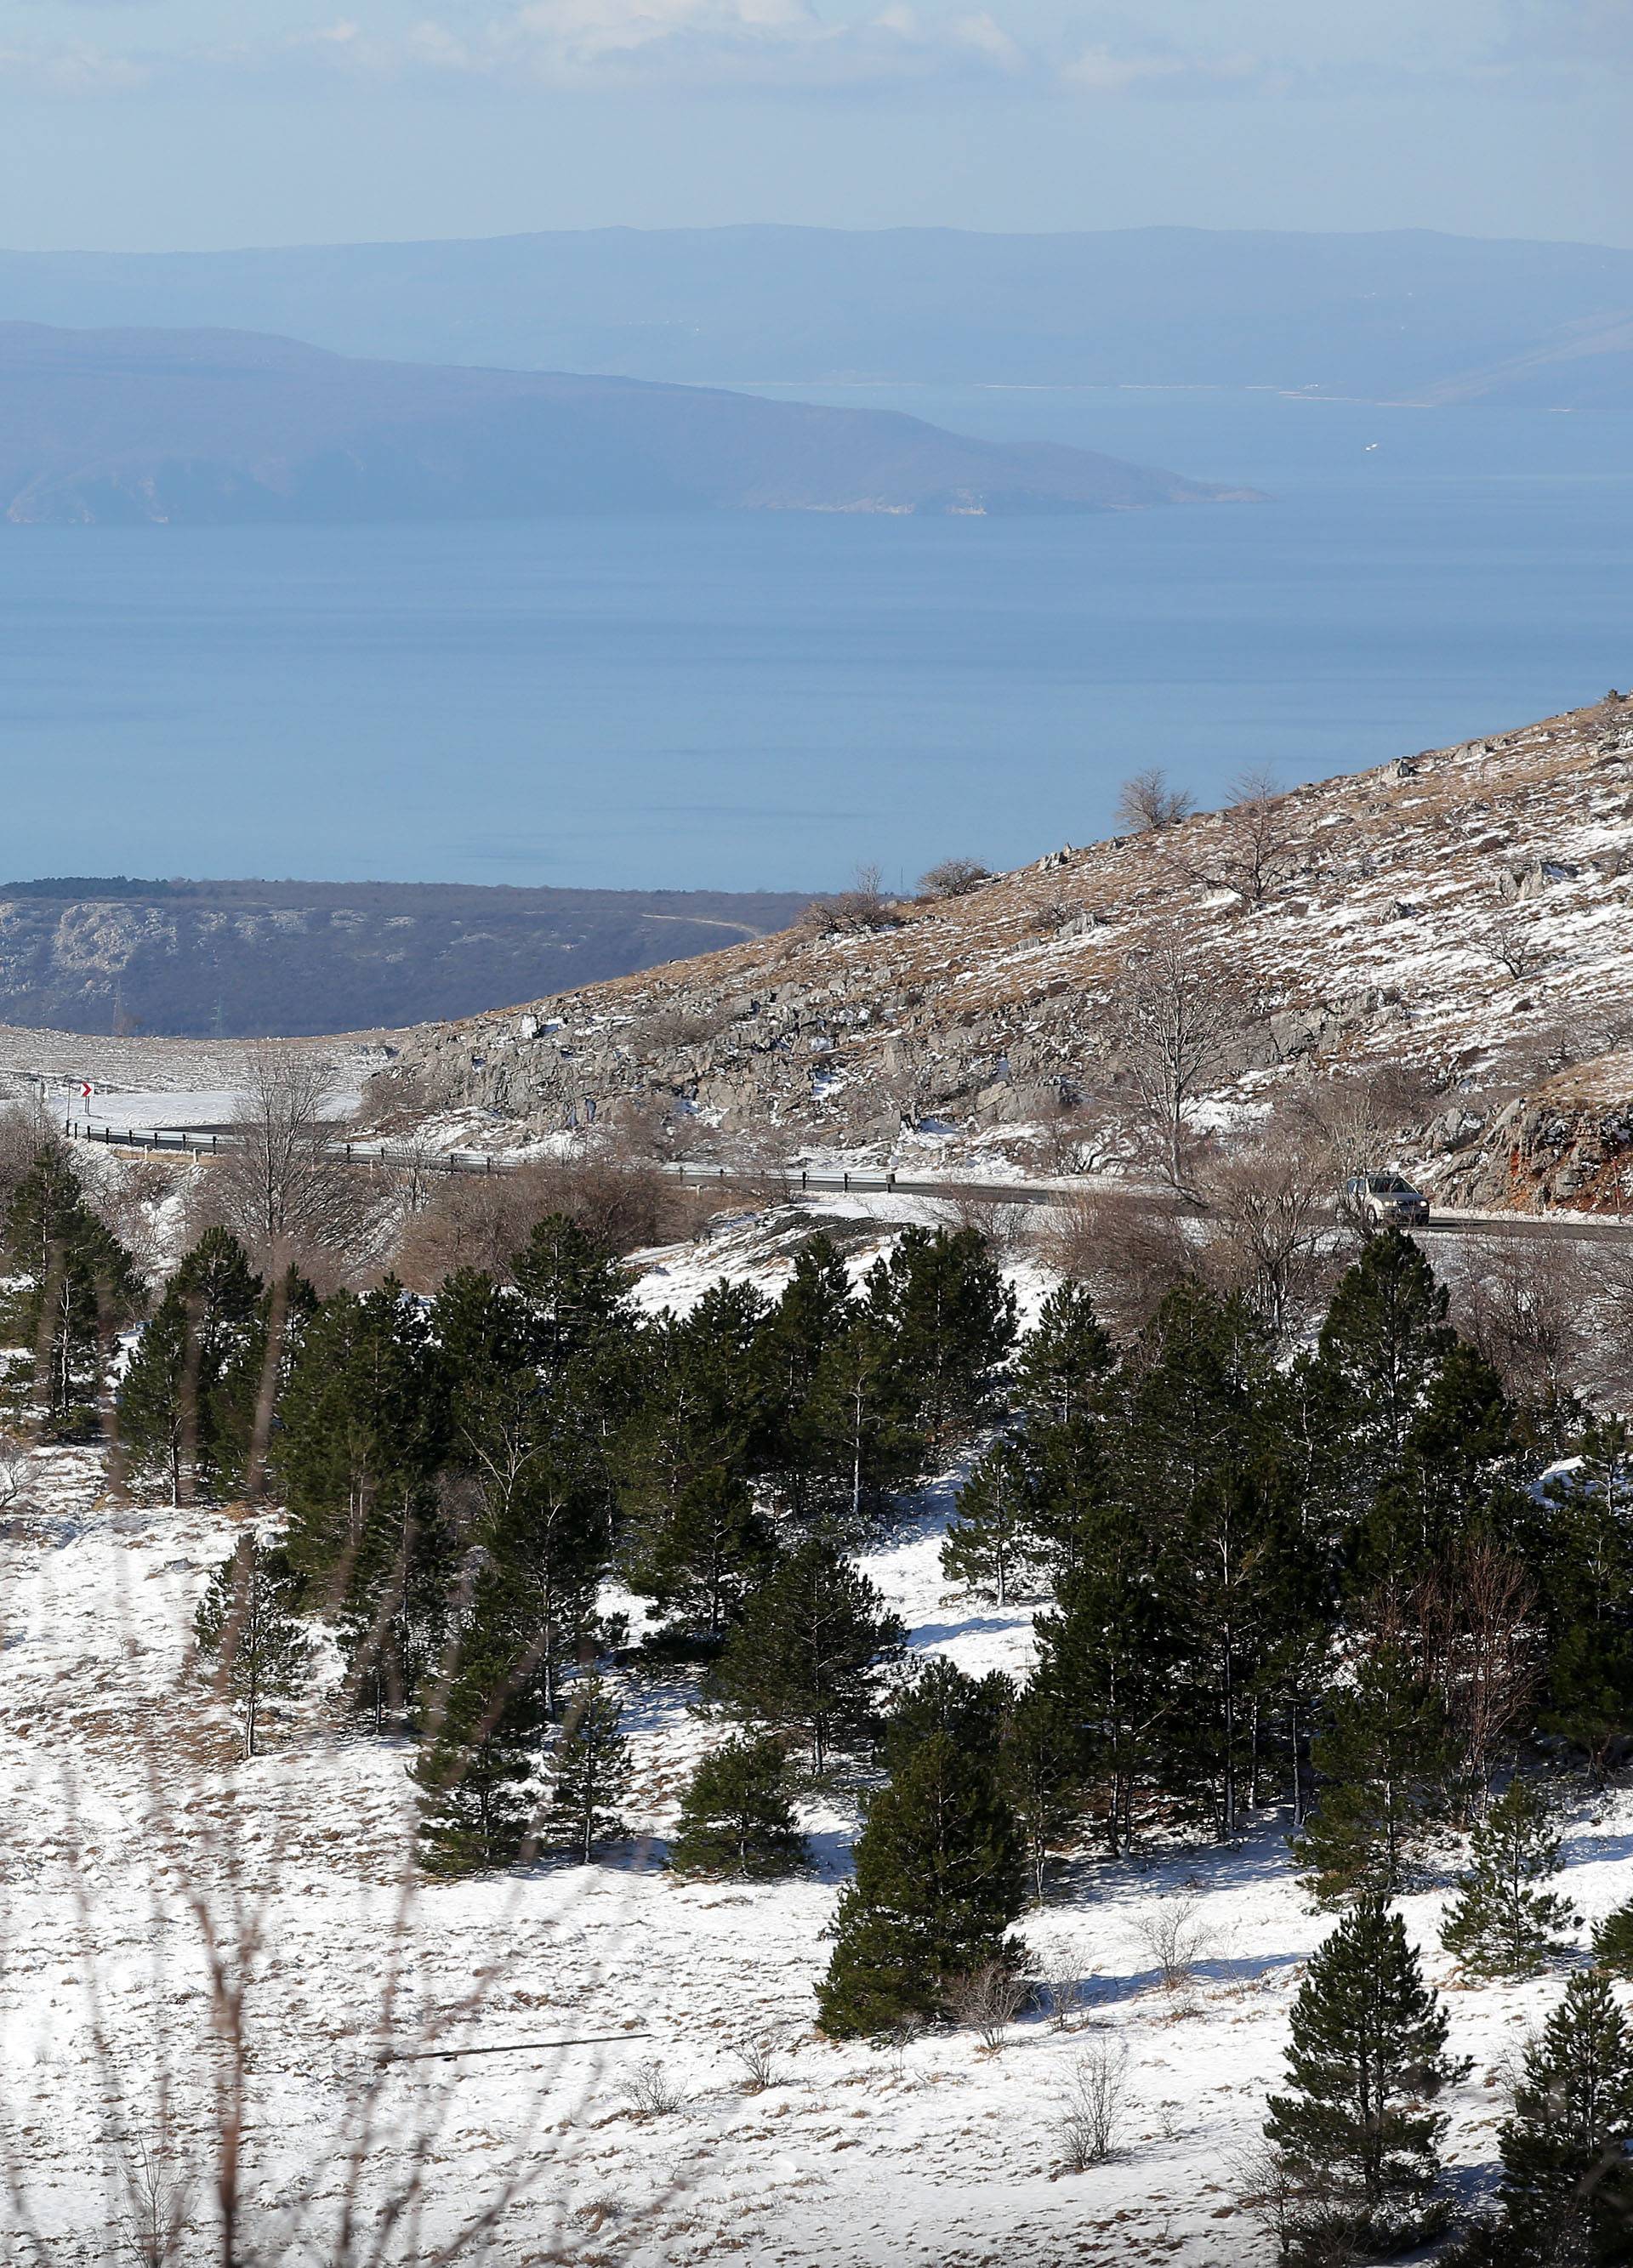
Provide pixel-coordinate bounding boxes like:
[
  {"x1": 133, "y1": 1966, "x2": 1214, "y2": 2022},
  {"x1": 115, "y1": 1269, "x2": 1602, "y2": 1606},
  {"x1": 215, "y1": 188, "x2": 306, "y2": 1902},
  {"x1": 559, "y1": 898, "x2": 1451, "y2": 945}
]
[
  {"x1": 0, "y1": 878, "x2": 817, "y2": 1036},
  {"x1": 3, "y1": 226, "x2": 1632, "y2": 407},
  {"x1": 0, "y1": 322, "x2": 1238, "y2": 526}
]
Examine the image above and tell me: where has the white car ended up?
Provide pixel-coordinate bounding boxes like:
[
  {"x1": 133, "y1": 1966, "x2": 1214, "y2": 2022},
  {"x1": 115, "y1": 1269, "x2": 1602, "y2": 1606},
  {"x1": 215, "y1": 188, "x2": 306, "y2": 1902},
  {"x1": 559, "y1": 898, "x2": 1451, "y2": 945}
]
[{"x1": 1345, "y1": 1171, "x2": 1431, "y2": 1227}]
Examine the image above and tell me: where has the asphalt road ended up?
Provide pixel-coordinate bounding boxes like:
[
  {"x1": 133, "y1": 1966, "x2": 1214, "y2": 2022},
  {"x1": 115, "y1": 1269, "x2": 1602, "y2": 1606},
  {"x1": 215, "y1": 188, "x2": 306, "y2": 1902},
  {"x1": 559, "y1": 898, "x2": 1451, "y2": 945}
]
[{"x1": 60, "y1": 1120, "x2": 1633, "y2": 1244}]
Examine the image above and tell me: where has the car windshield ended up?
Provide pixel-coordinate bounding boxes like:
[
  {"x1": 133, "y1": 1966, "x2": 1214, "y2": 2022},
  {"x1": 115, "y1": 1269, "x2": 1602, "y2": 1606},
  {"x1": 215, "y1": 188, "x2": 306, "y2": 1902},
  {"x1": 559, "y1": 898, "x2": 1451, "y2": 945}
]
[{"x1": 1368, "y1": 1174, "x2": 1415, "y2": 1193}]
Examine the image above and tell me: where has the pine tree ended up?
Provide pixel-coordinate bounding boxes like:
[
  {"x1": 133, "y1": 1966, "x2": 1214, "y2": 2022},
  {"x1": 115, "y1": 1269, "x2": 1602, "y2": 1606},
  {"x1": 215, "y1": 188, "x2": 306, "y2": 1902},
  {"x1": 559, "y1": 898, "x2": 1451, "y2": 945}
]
[
  {"x1": 862, "y1": 1226, "x2": 1016, "y2": 1457},
  {"x1": 1440, "y1": 1779, "x2": 1577, "y2": 1977},
  {"x1": 1032, "y1": 1494, "x2": 1177, "y2": 1856},
  {"x1": 759, "y1": 1234, "x2": 856, "y2": 1515},
  {"x1": 941, "y1": 1439, "x2": 1047, "y2": 1606},
  {"x1": 117, "y1": 1229, "x2": 264, "y2": 1503},
  {"x1": 412, "y1": 1587, "x2": 550, "y2": 1877},
  {"x1": 816, "y1": 1728, "x2": 1027, "y2": 2038},
  {"x1": 547, "y1": 1676, "x2": 631, "y2": 1862},
  {"x1": 1264, "y1": 1896, "x2": 1462, "y2": 2259},
  {"x1": 706, "y1": 1532, "x2": 902, "y2": 1772},
  {"x1": 1, "y1": 1146, "x2": 145, "y2": 1432},
  {"x1": 1010, "y1": 1281, "x2": 1115, "y2": 1431},
  {"x1": 669, "y1": 1736, "x2": 807, "y2": 1880},
  {"x1": 881, "y1": 1657, "x2": 1011, "y2": 1773},
  {"x1": 194, "y1": 1533, "x2": 314, "y2": 1759},
  {"x1": 1592, "y1": 1896, "x2": 1633, "y2": 1980},
  {"x1": 1001, "y1": 1686, "x2": 1081, "y2": 1904},
  {"x1": 1294, "y1": 1642, "x2": 1451, "y2": 1907},
  {"x1": 621, "y1": 1468, "x2": 771, "y2": 1643},
  {"x1": 509, "y1": 1213, "x2": 635, "y2": 1373},
  {"x1": 1312, "y1": 1228, "x2": 1458, "y2": 1531},
  {"x1": 798, "y1": 1316, "x2": 923, "y2": 1531},
  {"x1": 1491, "y1": 1970, "x2": 1633, "y2": 2264}
]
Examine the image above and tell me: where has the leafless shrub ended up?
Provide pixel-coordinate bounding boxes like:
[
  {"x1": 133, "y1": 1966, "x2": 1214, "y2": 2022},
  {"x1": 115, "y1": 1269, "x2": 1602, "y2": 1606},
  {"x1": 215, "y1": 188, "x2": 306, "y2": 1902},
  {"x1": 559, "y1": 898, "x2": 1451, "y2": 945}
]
[
  {"x1": 1106, "y1": 944, "x2": 1250, "y2": 1190},
  {"x1": 1488, "y1": 918, "x2": 1548, "y2": 979},
  {"x1": 1450, "y1": 1231, "x2": 1599, "y2": 1421},
  {"x1": 1193, "y1": 1129, "x2": 1334, "y2": 1338},
  {"x1": 1040, "y1": 1972, "x2": 1084, "y2": 2032},
  {"x1": 935, "y1": 1186, "x2": 1030, "y2": 1259},
  {"x1": 880, "y1": 2011, "x2": 929, "y2": 2081},
  {"x1": 1055, "y1": 2037, "x2": 1131, "y2": 2169},
  {"x1": 1039, "y1": 1187, "x2": 1194, "y2": 1338},
  {"x1": 1289, "y1": 1065, "x2": 1441, "y2": 1188},
  {"x1": 92, "y1": 1157, "x2": 178, "y2": 1284},
  {"x1": 1115, "y1": 769, "x2": 1194, "y2": 834},
  {"x1": 634, "y1": 1006, "x2": 724, "y2": 1051},
  {"x1": 0, "y1": 1097, "x2": 70, "y2": 1208},
  {"x1": 2, "y1": 1509, "x2": 679, "y2": 2266},
  {"x1": 393, "y1": 1153, "x2": 713, "y2": 1288},
  {"x1": 619, "y1": 2056, "x2": 688, "y2": 2120},
  {"x1": 1186, "y1": 767, "x2": 1306, "y2": 908},
  {"x1": 1028, "y1": 898, "x2": 1073, "y2": 935},
  {"x1": 728, "y1": 2032, "x2": 788, "y2": 2094},
  {"x1": 918, "y1": 857, "x2": 991, "y2": 901},
  {"x1": 947, "y1": 1962, "x2": 1030, "y2": 2053},
  {"x1": 117, "y1": 2130, "x2": 191, "y2": 2268},
  {"x1": 804, "y1": 863, "x2": 904, "y2": 935},
  {"x1": 1135, "y1": 1888, "x2": 1213, "y2": 1993}
]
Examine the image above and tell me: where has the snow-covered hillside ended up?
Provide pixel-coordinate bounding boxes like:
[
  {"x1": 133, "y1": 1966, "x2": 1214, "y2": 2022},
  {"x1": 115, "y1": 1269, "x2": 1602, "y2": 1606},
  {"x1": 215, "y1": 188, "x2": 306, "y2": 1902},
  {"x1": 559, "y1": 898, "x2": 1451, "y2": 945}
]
[
  {"x1": 371, "y1": 696, "x2": 1633, "y2": 1211},
  {"x1": 5, "y1": 1214, "x2": 1632, "y2": 2267}
]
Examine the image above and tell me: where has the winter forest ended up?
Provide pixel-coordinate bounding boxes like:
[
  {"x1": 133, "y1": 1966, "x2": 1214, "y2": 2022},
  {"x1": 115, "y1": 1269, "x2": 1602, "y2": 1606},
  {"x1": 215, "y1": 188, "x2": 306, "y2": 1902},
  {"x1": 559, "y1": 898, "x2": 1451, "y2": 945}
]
[{"x1": 5, "y1": 1102, "x2": 1633, "y2": 2268}]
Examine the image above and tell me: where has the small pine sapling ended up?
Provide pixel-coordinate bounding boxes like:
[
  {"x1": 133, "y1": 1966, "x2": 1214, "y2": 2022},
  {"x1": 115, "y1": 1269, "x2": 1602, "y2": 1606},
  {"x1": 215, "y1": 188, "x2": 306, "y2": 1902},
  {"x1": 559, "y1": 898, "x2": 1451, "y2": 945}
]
[
  {"x1": 669, "y1": 1735, "x2": 807, "y2": 1880},
  {"x1": 547, "y1": 1676, "x2": 631, "y2": 1863},
  {"x1": 1440, "y1": 1778, "x2": 1578, "y2": 1977},
  {"x1": 1491, "y1": 1970, "x2": 1633, "y2": 2260},
  {"x1": 193, "y1": 1533, "x2": 314, "y2": 1759},
  {"x1": 1591, "y1": 1896, "x2": 1633, "y2": 1980},
  {"x1": 1264, "y1": 1896, "x2": 1465, "y2": 2260}
]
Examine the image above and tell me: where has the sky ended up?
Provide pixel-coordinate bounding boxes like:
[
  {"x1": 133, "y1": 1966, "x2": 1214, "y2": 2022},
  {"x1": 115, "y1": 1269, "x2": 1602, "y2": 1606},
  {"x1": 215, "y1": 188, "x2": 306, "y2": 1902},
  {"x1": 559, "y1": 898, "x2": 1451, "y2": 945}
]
[{"x1": 2, "y1": 0, "x2": 1631, "y2": 252}]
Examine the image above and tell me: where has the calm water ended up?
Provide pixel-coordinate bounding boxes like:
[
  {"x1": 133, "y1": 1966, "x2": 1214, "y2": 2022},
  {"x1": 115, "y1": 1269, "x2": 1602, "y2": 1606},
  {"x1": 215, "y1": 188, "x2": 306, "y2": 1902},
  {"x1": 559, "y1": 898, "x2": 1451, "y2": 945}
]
[{"x1": 4, "y1": 389, "x2": 1632, "y2": 890}]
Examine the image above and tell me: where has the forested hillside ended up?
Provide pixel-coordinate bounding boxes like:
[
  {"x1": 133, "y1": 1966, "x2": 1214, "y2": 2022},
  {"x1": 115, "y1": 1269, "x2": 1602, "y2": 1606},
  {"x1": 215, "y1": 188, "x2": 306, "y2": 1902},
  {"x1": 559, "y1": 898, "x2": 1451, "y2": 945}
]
[{"x1": 4, "y1": 1105, "x2": 1633, "y2": 2263}]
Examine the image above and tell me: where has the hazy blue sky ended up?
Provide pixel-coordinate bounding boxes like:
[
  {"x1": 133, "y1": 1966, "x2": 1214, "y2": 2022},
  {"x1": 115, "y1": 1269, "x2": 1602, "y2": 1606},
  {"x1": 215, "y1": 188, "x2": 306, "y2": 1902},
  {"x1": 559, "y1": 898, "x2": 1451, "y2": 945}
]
[{"x1": 3, "y1": 0, "x2": 1630, "y2": 252}]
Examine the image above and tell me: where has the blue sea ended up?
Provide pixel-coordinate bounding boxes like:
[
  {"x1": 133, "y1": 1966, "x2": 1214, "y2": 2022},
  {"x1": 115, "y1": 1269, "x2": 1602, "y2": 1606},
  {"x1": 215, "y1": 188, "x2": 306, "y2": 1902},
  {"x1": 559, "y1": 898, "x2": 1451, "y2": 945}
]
[{"x1": 4, "y1": 386, "x2": 1632, "y2": 892}]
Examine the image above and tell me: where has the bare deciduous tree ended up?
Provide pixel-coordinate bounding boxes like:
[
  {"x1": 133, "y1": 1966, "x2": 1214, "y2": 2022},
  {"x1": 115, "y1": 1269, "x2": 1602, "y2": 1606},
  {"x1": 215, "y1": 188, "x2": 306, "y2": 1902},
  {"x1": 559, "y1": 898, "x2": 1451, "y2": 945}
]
[
  {"x1": 1411, "y1": 1543, "x2": 1540, "y2": 1819},
  {"x1": 1107, "y1": 945, "x2": 1246, "y2": 1190},
  {"x1": 1135, "y1": 1888, "x2": 1214, "y2": 1995},
  {"x1": 917, "y1": 856, "x2": 991, "y2": 900},
  {"x1": 197, "y1": 1044, "x2": 388, "y2": 1282},
  {"x1": 1187, "y1": 768, "x2": 1306, "y2": 908},
  {"x1": 1452, "y1": 1231, "x2": 1598, "y2": 1425},
  {"x1": 1488, "y1": 918, "x2": 1546, "y2": 980},
  {"x1": 1114, "y1": 769, "x2": 1194, "y2": 834},
  {"x1": 947, "y1": 1963, "x2": 1029, "y2": 2053}
]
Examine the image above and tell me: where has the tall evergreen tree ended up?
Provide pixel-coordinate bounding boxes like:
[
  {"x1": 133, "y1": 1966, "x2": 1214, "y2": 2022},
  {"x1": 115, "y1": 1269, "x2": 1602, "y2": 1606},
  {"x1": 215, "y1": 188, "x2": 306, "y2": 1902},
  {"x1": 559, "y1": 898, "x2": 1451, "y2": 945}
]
[
  {"x1": 880, "y1": 1657, "x2": 1011, "y2": 1774},
  {"x1": 117, "y1": 1229, "x2": 264, "y2": 1503},
  {"x1": 816, "y1": 1727, "x2": 1027, "y2": 2038},
  {"x1": 758, "y1": 1234, "x2": 857, "y2": 1514},
  {"x1": 1488, "y1": 1971, "x2": 1633, "y2": 2265},
  {"x1": 1440, "y1": 1778, "x2": 1577, "y2": 1977},
  {"x1": 1001, "y1": 1685, "x2": 1081, "y2": 1904},
  {"x1": 1264, "y1": 1896, "x2": 1462, "y2": 2260},
  {"x1": 706, "y1": 1532, "x2": 902, "y2": 1772},
  {"x1": 1312, "y1": 1229, "x2": 1458, "y2": 1526},
  {"x1": 1010, "y1": 1281, "x2": 1115, "y2": 1432},
  {"x1": 1294, "y1": 1641, "x2": 1451, "y2": 1907},
  {"x1": 546, "y1": 1676, "x2": 631, "y2": 1862},
  {"x1": 1533, "y1": 1421, "x2": 1633, "y2": 1783},
  {"x1": 1, "y1": 1146, "x2": 145, "y2": 1431},
  {"x1": 862, "y1": 1226, "x2": 1016, "y2": 1457},
  {"x1": 669, "y1": 1736, "x2": 807, "y2": 1880},
  {"x1": 509, "y1": 1213, "x2": 636, "y2": 1373},
  {"x1": 194, "y1": 1533, "x2": 314, "y2": 1759},
  {"x1": 1033, "y1": 1495, "x2": 1177, "y2": 1856},
  {"x1": 798, "y1": 1315, "x2": 923, "y2": 1531}
]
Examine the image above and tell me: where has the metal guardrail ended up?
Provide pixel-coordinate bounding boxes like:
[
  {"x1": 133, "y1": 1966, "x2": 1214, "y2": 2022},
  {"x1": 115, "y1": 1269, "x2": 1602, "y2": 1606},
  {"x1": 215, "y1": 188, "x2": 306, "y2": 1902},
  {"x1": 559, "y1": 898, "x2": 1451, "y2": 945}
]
[{"x1": 59, "y1": 1119, "x2": 1633, "y2": 1240}]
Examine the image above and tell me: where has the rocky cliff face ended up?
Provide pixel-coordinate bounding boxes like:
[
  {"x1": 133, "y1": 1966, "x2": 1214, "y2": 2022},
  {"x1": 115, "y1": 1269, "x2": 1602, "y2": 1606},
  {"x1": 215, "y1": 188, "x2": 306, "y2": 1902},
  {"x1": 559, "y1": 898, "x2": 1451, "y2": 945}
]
[{"x1": 370, "y1": 696, "x2": 1633, "y2": 1206}]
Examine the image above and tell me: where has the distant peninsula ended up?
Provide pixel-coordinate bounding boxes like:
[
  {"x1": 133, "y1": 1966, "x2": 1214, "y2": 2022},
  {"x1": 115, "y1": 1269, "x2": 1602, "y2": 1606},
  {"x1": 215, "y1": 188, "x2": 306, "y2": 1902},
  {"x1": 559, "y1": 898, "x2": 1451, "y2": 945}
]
[{"x1": 0, "y1": 322, "x2": 1250, "y2": 526}]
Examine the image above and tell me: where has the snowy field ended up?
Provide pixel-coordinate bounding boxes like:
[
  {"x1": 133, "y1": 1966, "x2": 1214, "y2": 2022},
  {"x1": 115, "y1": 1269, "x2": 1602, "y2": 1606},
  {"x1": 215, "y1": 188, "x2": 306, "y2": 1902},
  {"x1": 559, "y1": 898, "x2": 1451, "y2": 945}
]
[{"x1": 4, "y1": 1224, "x2": 1633, "y2": 2266}]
